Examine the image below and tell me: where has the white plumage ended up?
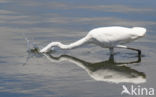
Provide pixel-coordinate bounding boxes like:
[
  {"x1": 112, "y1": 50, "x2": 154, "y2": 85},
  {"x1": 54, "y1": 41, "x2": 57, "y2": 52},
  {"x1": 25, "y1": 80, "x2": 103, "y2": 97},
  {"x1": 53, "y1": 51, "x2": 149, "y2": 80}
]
[{"x1": 40, "y1": 26, "x2": 146, "y2": 55}]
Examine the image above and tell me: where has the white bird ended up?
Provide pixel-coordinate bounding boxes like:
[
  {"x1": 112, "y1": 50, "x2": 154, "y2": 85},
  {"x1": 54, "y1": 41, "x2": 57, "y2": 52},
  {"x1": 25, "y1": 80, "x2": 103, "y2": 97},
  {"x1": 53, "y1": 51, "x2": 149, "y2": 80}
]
[{"x1": 40, "y1": 26, "x2": 146, "y2": 55}]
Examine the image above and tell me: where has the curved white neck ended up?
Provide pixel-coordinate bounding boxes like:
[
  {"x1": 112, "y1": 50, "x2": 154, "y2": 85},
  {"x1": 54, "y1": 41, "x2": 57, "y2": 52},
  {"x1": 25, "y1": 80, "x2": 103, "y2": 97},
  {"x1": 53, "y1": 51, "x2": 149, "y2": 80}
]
[{"x1": 40, "y1": 35, "x2": 91, "y2": 53}]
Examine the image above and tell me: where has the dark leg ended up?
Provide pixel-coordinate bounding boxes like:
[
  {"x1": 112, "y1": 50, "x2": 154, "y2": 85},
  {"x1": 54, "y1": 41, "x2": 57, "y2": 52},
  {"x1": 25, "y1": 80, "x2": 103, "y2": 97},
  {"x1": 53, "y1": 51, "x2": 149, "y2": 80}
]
[
  {"x1": 127, "y1": 47, "x2": 141, "y2": 56},
  {"x1": 109, "y1": 48, "x2": 114, "y2": 55},
  {"x1": 116, "y1": 45, "x2": 141, "y2": 57},
  {"x1": 108, "y1": 54, "x2": 114, "y2": 62}
]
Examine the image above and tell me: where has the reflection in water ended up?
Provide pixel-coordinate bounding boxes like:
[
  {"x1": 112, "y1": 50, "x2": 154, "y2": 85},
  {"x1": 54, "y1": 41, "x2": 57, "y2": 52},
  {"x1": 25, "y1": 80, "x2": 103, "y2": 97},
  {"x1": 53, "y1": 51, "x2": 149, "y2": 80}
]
[{"x1": 43, "y1": 53, "x2": 146, "y2": 84}]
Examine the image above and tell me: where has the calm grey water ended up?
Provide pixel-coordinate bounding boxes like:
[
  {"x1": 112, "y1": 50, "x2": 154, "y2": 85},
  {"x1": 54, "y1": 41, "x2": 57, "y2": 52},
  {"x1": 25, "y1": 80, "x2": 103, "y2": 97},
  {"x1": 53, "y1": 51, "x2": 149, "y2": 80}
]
[{"x1": 0, "y1": 0, "x2": 156, "y2": 97}]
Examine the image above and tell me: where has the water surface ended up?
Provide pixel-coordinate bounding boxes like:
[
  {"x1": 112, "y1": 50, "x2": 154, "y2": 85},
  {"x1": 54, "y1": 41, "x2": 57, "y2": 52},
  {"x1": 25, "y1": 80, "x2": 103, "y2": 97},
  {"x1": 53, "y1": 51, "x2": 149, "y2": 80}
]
[{"x1": 0, "y1": 0, "x2": 156, "y2": 97}]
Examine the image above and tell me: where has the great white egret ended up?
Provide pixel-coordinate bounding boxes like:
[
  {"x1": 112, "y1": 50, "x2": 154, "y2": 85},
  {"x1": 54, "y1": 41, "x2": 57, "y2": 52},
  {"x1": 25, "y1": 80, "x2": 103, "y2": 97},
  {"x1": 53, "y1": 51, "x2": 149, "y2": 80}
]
[{"x1": 40, "y1": 26, "x2": 146, "y2": 55}]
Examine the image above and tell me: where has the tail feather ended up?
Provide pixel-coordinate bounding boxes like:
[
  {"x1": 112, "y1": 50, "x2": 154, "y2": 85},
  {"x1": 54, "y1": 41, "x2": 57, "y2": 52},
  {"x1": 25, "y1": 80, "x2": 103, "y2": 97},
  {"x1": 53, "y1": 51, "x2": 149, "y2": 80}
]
[{"x1": 133, "y1": 27, "x2": 146, "y2": 37}]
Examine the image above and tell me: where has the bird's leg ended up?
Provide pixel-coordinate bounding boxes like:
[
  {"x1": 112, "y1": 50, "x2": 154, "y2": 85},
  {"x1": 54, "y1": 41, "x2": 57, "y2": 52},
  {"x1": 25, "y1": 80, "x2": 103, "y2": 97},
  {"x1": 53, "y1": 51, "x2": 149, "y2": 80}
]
[
  {"x1": 109, "y1": 48, "x2": 114, "y2": 55},
  {"x1": 108, "y1": 54, "x2": 114, "y2": 62},
  {"x1": 127, "y1": 47, "x2": 141, "y2": 56},
  {"x1": 116, "y1": 45, "x2": 141, "y2": 56}
]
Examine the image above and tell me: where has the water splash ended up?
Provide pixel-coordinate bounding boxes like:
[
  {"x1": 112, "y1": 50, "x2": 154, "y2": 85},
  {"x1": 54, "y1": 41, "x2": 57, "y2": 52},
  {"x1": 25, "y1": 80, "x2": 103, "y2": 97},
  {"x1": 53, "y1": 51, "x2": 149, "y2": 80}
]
[
  {"x1": 23, "y1": 32, "x2": 40, "y2": 53},
  {"x1": 22, "y1": 32, "x2": 43, "y2": 65}
]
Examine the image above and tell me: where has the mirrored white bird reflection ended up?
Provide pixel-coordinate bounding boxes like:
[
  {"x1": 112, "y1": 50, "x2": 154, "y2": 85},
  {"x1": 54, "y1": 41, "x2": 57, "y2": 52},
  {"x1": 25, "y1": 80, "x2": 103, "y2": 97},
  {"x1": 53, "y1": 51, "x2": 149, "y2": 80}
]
[{"x1": 44, "y1": 54, "x2": 146, "y2": 84}]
